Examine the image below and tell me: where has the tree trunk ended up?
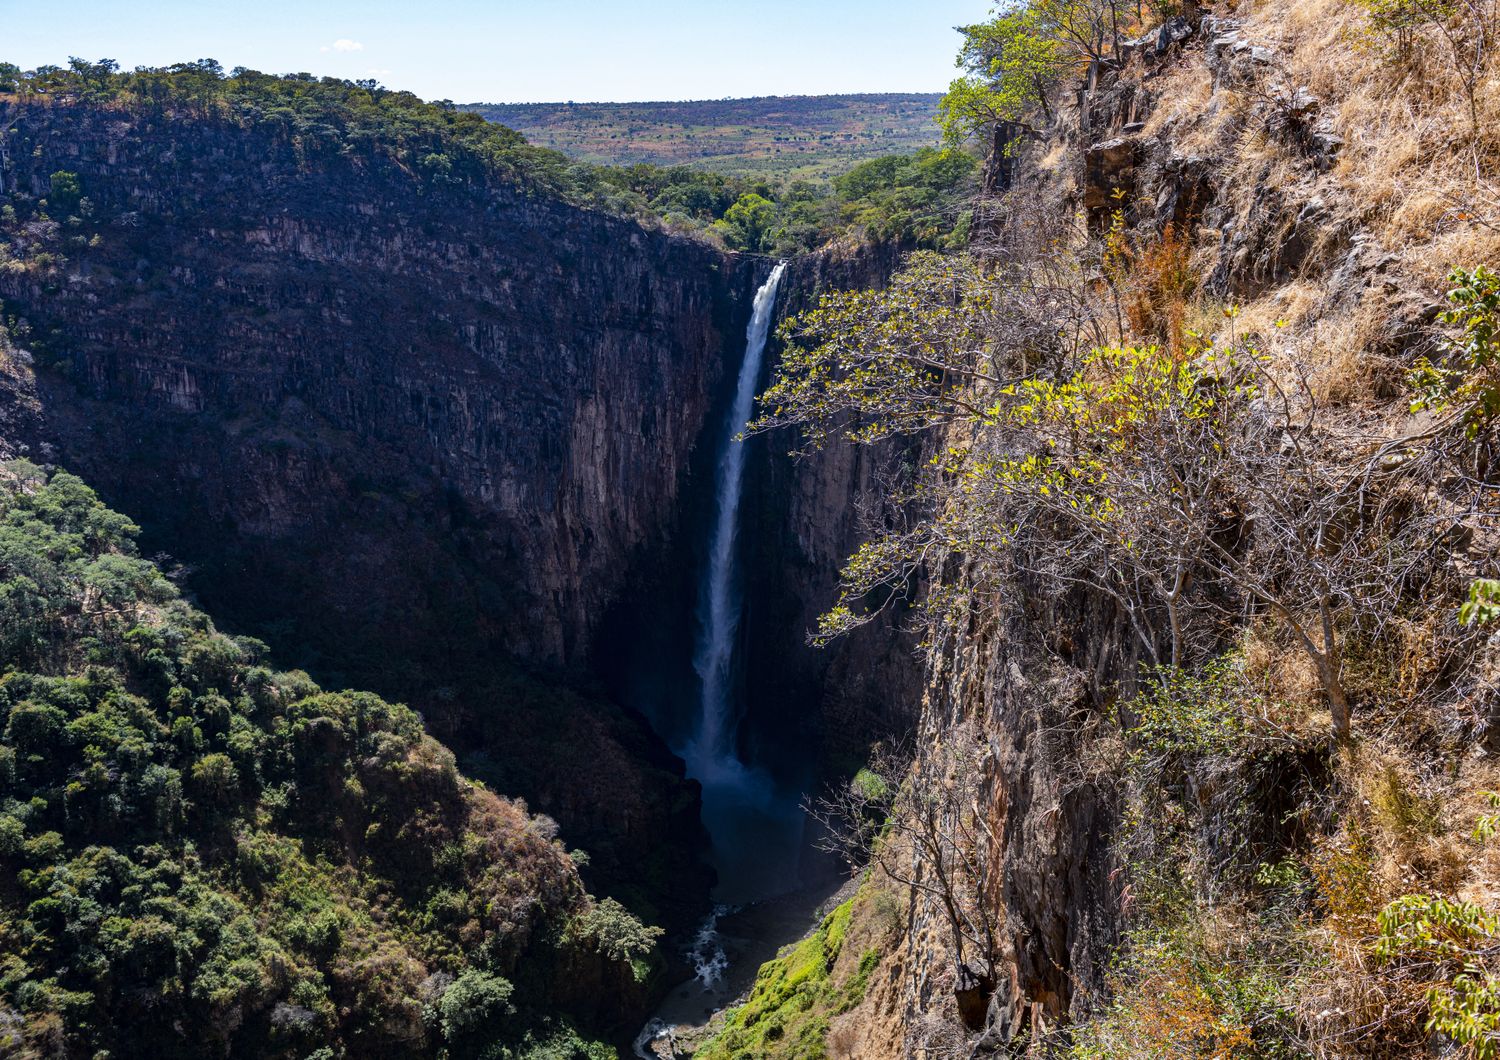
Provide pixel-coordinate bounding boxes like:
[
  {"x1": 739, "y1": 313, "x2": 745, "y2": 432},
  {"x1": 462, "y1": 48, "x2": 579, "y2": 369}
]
[
  {"x1": 1166, "y1": 560, "x2": 1187, "y2": 669},
  {"x1": 1319, "y1": 599, "x2": 1351, "y2": 742}
]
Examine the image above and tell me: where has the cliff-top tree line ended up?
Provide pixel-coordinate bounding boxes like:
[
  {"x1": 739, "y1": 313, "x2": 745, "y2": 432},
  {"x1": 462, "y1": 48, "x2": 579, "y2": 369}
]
[{"x1": 0, "y1": 58, "x2": 978, "y2": 256}]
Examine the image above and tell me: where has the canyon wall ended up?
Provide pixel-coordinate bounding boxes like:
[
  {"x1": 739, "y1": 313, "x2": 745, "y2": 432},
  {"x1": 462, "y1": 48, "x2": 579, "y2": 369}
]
[
  {"x1": 0, "y1": 102, "x2": 765, "y2": 671},
  {"x1": 0, "y1": 100, "x2": 920, "y2": 929},
  {"x1": 0, "y1": 100, "x2": 779, "y2": 928}
]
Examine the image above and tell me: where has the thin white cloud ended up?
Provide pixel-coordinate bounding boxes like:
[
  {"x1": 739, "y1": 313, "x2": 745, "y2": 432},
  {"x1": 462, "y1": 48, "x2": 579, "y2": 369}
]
[{"x1": 319, "y1": 39, "x2": 364, "y2": 54}]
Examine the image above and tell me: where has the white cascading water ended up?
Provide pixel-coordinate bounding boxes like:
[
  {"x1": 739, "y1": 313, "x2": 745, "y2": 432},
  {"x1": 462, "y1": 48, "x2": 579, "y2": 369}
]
[
  {"x1": 669, "y1": 263, "x2": 802, "y2": 1011},
  {"x1": 686, "y1": 261, "x2": 787, "y2": 776}
]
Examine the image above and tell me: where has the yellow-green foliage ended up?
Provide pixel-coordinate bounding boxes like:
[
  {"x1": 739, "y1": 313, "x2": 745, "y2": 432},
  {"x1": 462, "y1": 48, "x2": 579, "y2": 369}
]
[
  {"x1": 938, "y1": 5, "x2": 1067, "y2": 143},
  {"x1": 695, "y1": 897, "x2": 880, "y2": 1060},
  {"x1": 1377, "y1": 894, "x2": 1500, "y2": 1058}
]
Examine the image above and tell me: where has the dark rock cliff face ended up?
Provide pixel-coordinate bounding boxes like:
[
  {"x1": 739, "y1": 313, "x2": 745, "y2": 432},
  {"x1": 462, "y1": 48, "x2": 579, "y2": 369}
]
[
  {"x1": 0, "y1": 101, "x2": 782, "y2": 929},
  {"x1": 0, "y1": 103, "x2": 761, "y2": 670},
  {"x1": 740, "y1": 242, "x2": 924, "y2": 785},
  {"x1": 0, "y1": 101, "x2": 917, "y2": 939}
]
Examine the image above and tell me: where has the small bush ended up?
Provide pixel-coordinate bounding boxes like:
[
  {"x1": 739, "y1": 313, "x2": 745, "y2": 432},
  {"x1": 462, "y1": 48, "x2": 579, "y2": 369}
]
[{"x1": 568, "y1": 897, "x2": 663, "y2": 965}]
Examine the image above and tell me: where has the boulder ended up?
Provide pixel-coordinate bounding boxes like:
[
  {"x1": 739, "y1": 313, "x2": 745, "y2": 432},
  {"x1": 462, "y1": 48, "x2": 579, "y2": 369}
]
[
  {"x1": 955, "y1": 964, "x2": 998, "y2": 1031},
  {"x1": 1084, "y1": 136, "x2": 1144, "y2": 220}
]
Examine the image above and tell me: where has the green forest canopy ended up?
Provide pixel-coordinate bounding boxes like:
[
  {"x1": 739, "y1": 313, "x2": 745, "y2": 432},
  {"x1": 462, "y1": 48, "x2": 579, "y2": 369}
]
[{"x1": 0, "y1": 460, "x2": 647, "y2": 1058}]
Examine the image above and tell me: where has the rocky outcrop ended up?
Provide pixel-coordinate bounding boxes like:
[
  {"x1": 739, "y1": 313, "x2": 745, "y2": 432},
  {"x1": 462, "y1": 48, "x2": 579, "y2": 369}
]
[{"x1": 1083, "y1": 136, "x2": 1144, "y2": 222}]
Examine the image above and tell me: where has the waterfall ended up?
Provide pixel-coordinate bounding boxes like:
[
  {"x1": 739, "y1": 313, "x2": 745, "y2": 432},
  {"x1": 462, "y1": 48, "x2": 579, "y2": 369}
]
[
  {"x1": 677, "y1": 261, "x2": 802, "y2": 911},
  {"x1": 686, "y1": 261, "x2": 786, "y2": 774}
]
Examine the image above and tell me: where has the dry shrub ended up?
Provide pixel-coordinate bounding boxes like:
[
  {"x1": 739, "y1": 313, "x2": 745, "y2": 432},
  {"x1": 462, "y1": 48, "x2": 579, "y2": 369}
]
[
  {"x1": 1295, "y1": 928, "x2": 1429, "y2": 1059},
  {"x1": 1309, "y1": 824, "x2": 1385, "y2": 939},
  {"x1": 1242, "y1": 625, "x2": 1323, "y2": 714},
  {"x1": 826, "y1": 1019, "x2": 860, "y2": 1060},
  {"x1": 1066, "y1": 904, "x2": 1306, "y2": 1060},
  {"x1": 1393, "y1": 614, "x2": 1443, "y2": 700},
  {"x1": 1337, "y1": 616, "x2": 1442, "y2": 714},
  {"x1": 1369, "y1": 762, "x2": 1444, "y2": 842},
  {"x1": 1124, "y1": 223, "x2": 1197, "y2": 355},
  {"x1": 907, "y1": 1007, "x2": 968, "y2": 1058},
  {"x1": 1085, "y1": 957, "x2": 1258, "y2": 1059},
  {"x1": 1308, "y1": 293, "x2": 1406, "y2": 405}
]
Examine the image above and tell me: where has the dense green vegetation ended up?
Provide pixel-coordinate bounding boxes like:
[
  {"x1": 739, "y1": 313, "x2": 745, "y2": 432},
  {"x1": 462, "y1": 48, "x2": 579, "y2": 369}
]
[
  {"x1": 0, "y1": 61, "x2": 976, "y2": 255},
  {"x1": 591, "y1": 148, "x2": 978, "y2": 254},
  {"x1": 0, "y1": 461, "x2": 650, "y2": 1058},
  {"x1": 463, "y1": 95, "x2": 944, "y2": 181},
  {"x1": 2, "y1": 58, "x2": 584, "y2": 197},
  {"x1": 695, "y1": 892, "x2": 887, "y2": 1059}
]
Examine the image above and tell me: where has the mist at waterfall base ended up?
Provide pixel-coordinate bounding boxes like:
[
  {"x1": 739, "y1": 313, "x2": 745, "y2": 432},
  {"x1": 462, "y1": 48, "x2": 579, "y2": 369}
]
[{"x1": 679, "y1": 262, "x2": 807, "y2": 909}]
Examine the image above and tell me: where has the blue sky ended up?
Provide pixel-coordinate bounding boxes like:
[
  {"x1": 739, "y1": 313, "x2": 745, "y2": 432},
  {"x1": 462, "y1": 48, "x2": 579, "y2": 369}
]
[{"x1": 3, "y1": 0, "x2": 994, "y2": 103}]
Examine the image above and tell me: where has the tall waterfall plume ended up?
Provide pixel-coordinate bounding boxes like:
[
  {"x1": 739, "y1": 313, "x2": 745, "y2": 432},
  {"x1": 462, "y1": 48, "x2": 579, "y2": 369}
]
[
  {"x1": 681, "y1": 262, "x2": 801, "y2": 906},
  {"x1": 687, "y1": 261, "x2": 786, "y2": 773}
]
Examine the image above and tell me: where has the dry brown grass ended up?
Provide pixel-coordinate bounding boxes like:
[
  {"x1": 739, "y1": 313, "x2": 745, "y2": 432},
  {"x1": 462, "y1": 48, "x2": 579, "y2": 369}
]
[
  {"x1": 1141, "y1": 60, "x2": 1217, "y2": 143},
  {"x1": 1245, "y1": 0, "x2": 1500, "y2": 269},
  {"x1": 1290, "y1": 742, "x2": 1500, "y2": 1055},
  {"x1": 1242, "y1": 624, "x2": 1325, "y2": 711},
  {"x1": 1339, "y1": 743, "x2": 1490, "y2": 902},
  {"x1": 1307, "y1": 291, "x2": 1408, "y2": 405},
  {"x1": 1036, "y1": 4, "x2": 1500, "y2": 1054}
]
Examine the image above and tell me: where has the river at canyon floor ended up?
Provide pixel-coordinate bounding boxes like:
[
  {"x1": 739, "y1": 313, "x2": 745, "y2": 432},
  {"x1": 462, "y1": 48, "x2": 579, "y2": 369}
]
[{"x1": 634, "y1": 873, "x2": 856, "y2": 1058}]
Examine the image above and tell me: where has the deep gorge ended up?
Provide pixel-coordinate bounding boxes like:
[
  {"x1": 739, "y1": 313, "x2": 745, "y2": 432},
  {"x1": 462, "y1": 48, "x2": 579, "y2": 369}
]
[
  {"x1": 0, "y1": 99, "x2": 914, "y2": 952},
  {"x1": 8, "y1": 4, "x2": 1498, "y2": 1054}
]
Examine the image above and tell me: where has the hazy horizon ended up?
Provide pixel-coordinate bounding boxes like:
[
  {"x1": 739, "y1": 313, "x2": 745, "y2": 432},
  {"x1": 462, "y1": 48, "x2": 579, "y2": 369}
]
[
  {"x1": 463, "y1": 91, "x2": 945, "y2": 107},
  {"x1": 4, "y1": 0, "x2": 992, "y2": 105}
]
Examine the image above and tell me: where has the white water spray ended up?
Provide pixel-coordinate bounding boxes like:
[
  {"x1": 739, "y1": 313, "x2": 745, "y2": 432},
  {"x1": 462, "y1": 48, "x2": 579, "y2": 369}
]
[{"x1": 686, "y1": 262, "x2": 786, "y2": 775}]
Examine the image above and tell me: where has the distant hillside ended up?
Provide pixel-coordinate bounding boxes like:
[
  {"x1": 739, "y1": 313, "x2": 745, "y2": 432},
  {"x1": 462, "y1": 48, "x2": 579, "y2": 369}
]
[{"x1": 465, "y1": 94, "x2": 945, "y2": 180}]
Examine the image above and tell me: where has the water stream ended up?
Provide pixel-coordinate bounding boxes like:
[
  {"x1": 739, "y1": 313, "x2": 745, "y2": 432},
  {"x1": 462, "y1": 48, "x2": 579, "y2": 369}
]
[
  {"x1": 636, "y1": 263, "x2": 817, "y2": 1058},
  {"x1": 679, "y1": 261, "x2": 802, "y2": 909}
]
